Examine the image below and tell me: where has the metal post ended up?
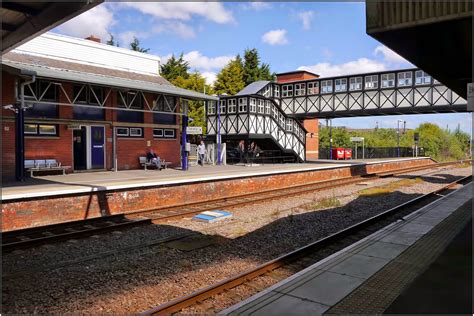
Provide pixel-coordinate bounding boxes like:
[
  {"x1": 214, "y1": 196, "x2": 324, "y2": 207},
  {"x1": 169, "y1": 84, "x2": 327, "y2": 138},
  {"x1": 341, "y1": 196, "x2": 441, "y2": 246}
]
[
  {"x1": 217, "y1": 97, "x2": 222, "y2": 165},
  {"x1": 362, "y1": 138, "x2": 365, "y2": 160},
  {"x1": 113, "y1": 127, "x2": 117, "y2": 172},
  {"x1": 355, "y1": 143, "x2": 358, "y2": 160},
  {"x1": 397, "y1": 120, "x2": 400, "y2": 158},
  {"x1": 329, "y1": 119, "x2": 333, "y2": 160},
  {"x1": 15, "y1": 105, "x2": 25, "y2": 181},
  {"x1": 181, "y1": 100, "x2": 188, "y2": 171}
]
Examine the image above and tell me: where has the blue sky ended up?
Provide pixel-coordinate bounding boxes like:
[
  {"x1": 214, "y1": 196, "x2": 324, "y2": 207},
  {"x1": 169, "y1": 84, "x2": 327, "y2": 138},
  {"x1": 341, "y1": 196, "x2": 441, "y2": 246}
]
[{"x1": 52, "y1": 2, "x2": 472, "y2": 134}]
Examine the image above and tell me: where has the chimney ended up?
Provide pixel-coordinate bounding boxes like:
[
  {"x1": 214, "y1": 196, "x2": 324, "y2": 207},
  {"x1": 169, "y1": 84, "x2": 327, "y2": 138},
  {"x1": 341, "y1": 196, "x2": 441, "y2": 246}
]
[{"x1": 85, "y1": 35, "x2": 101, "y2": 43}]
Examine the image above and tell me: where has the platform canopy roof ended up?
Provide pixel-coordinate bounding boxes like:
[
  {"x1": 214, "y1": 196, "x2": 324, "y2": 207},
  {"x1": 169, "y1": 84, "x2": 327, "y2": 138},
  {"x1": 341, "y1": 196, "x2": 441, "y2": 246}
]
[
  {"x1": 1, "y1": 1, "x2": 103, "y2": 55},
  {"x1": 3, "y1": 59, "x2": 218, "y2": 101}
]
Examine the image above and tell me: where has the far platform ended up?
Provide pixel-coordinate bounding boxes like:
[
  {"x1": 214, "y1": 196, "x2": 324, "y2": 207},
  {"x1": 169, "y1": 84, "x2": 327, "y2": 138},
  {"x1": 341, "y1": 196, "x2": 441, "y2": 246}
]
[
  {"x1": 223, "y1": 182, "x2": 472, "y2": 315},
  {"x1": 2, "y1": 157, "x2": 429, "y2": 201}
]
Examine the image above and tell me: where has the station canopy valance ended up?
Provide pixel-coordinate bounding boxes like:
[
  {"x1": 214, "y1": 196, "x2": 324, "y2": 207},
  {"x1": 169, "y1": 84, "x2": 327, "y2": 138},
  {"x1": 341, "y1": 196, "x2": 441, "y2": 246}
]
[{"x1": 2, "y1": 60, "x2": 218, "y2": 102}]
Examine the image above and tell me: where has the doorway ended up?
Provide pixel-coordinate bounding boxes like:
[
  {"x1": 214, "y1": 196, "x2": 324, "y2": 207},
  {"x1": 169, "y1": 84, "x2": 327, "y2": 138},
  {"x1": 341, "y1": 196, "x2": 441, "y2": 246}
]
[{"x1": 73, "y1": 125, "x2": 106, "y2": 171}]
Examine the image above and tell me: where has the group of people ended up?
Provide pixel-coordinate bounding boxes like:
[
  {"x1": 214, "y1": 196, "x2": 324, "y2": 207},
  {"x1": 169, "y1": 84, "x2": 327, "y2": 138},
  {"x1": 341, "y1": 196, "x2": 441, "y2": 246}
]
[
  {"x1": 147, "y1": 140, "x2": 207, "y2": 169},
  {"x1": 238, "y1": 140, "x2": 262, "y2": 164}
]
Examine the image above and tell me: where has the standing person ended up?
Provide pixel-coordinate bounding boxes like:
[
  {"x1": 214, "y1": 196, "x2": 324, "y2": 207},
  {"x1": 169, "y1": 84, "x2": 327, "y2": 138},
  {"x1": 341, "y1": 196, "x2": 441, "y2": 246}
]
[
  {"x1": 197, "y1": 140, "x2": 206, "y2": 166},
  {"x1": 248, "y1": 141, "x2": 256, "y2": 163},
  {"x1": 146, "y1": 148, "x2": 162, "y2": 170},
  {"x1": 238, "y1": 140, "x2": 245, "y2": 164}
]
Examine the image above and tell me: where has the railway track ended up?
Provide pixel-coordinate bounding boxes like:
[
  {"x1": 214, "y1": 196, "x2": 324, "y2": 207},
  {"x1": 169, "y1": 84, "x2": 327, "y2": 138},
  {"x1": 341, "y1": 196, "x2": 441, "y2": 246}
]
[
  {"x1": 2, "y1": 160, "x2": 470, "y2": 252},
  {"x1": 141, "y1": 174, "x2": 472, "y2": 315}
]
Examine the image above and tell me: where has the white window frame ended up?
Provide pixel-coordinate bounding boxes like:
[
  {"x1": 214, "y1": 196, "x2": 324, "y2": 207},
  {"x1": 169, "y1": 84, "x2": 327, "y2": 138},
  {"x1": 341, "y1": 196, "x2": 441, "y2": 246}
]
[
  {"x1": 208, "y1": 101, "x2": 216, "y2": 115},
  {"x1": 321, "y1": 80, "x2": 333, "y2": 94},
  {"x1": 398, "y1": 71, "x2": 413, "y2": 87},
  {"x1": 381, "y1": 73, "x2": 395, "y2": 88},
  {"x1": 153, "y1": 129, "x2": 164, "y2": 137},
  {"x1": 265, "y1": 100, "x2": 271, "y2": 115},
  {"x1": 365, "y1": 75, "x2": 379, "y2": 90},
  {"x1": 272, "y1": 105, "x2": 278, "y2": 119},
  {"x1": 220, "y1": 99, "x2": 226, "y2": 114},
  {"x1": 294, "y1": 83, "x2": 306, "y2": 96},
  {"x1": 228, "y1": 99, "x2": 236, "y2": 113},
  {"x1": 164, "y1": 129, "x2": 175, "y2": 138},
  {"x1": 349, "y1": 77, "x2": 362, "y2": 91},
  {"x1": 274, "y1": 85, "x2": 280, "y2": 98},
  {"x1": 25, "y1": 124, "x2": 38, "y2": 134},
  {"x1": 415, "y1": 70, "x2": 431, "y2": 85},
  {"x1": 239, "y1": 98, "x2": 247, "y2": 112},
  {"x1": 335, "y1": 78, "x2": 347, "y2": 92},
  {"x1": 286, "y1": 118, "x2": 293, "y2": 131},
  {"x1": 282, "y1": 85, "x2": 293, "y2": 97},
  {"x1": 129, "y1": 127, "x2": 143, "y2": 137},
  {"x1": 257, "y1": 99, "x2": 265, "y2": 113},
  {"x1": 307, "y1": 82, "x2": 319, "y2": 95},
  {"x1": 116, "y1": 127, "x2": 129, "y2": 137},
  {"x1": 249, "y1": 98, "x2": 257, "y2": 113}
]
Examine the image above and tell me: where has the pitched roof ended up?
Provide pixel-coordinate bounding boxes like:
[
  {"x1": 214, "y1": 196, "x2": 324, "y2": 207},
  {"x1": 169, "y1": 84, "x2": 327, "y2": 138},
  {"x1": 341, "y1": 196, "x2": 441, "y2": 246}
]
[{"x1": 236, "y1": 80, "x2": 271, "y2": 96}]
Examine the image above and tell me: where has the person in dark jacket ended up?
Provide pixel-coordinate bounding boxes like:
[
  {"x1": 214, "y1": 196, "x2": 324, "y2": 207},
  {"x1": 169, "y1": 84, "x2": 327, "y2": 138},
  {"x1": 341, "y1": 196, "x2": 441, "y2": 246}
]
[{"x1": 146, "y1": 148, "x2": 162, "y2": 170}]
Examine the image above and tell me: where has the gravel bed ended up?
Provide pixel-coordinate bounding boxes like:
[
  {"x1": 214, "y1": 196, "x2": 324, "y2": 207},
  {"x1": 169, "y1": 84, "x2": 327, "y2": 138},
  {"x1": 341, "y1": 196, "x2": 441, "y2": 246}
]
[{"x1": 1, "y1": 166, "x2": 470, "y2": 314}]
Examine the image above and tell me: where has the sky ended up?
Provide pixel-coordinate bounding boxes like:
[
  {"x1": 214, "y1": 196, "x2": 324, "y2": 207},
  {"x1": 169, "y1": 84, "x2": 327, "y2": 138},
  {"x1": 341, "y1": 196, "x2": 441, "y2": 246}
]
[{"x1": 52, "y1": 1, "x2": 472, "y2": 134}]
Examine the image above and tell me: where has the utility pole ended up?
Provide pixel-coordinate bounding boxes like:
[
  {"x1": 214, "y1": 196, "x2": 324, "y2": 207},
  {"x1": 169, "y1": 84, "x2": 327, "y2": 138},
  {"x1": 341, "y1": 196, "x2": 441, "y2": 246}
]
[
  {"x1": 329, "y1": 119, "x2": 333, "y2": 160},
  {"x1": 396, "y1": 119, "x2": 403, "y2": 158}
]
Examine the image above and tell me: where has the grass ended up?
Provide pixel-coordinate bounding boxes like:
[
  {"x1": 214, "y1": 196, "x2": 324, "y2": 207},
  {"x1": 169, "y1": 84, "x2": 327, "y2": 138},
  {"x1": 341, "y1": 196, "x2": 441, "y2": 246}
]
[
  {"x1": 301, "y1": 193, "x2": 341, "y2": 211},
  {"x1": 454, "y1": 162, "x2": 472, "y2": 169},
  {"x1": 358, "y1": 177, "x2": 423, "y2": 197}
]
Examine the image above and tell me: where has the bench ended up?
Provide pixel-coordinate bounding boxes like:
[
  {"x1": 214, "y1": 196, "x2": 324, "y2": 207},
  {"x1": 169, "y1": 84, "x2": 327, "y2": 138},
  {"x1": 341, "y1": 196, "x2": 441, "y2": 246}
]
[
  {"x1": 25, "y1": 159, "x2": 71, "y2": 177},
  {"x1": 138, "y1": 157, "x2": 172, "y2": 170}
]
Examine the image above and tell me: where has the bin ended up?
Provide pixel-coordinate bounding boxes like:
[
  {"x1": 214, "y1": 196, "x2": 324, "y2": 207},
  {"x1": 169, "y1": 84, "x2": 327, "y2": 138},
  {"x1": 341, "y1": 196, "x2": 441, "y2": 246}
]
[
  {"x1": 344, "y1": 148, "x2": 352, "y2": 160},
  {"x1": 332, "y1": 148, "x2": 345, "y2": 160}
]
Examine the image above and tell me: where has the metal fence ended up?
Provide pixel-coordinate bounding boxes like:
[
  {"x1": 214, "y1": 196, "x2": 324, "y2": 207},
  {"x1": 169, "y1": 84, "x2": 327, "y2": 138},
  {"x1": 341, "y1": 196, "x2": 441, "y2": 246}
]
[{"x1": 318, "y1": 147, "x2": 425, "y2": 160}]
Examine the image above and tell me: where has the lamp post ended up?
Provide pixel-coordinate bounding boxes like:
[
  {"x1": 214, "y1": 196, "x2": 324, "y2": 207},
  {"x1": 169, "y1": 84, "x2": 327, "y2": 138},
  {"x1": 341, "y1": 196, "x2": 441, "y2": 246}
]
[
  {"x1": 217, "y1": 97, "x2": 222, "y2": 165},
  {"x1": 397, "y1": 119, "x2": 405, "y2": 158}
]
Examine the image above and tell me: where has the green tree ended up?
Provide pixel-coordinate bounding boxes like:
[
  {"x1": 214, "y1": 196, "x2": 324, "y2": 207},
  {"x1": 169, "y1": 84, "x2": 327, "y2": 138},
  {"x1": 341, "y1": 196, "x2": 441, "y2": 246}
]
[
  {"x1": 106, "y1": 33, "x2": 119, "y2": 47},
  {"x1": 243, "y1": 48, "x2": 261, "y2": 86},
  {"x1": 173, "y1": 72, "x2": 214, "y2": 133},
  {"x1": 213, "y1": 57, "x2": 245, "y2": 95},
  {"x1": 319, "y1": 126, "x2": 351, "y2": 148},
  {"x1": 259, "y1": 63, "x2": 275, "y2": 81},
  {"x1": 129, "y1": 37, "x2": 149, "y2": 53},
  {"x1": 160, "y1": 54, "x2": 190, "y2": 82}
]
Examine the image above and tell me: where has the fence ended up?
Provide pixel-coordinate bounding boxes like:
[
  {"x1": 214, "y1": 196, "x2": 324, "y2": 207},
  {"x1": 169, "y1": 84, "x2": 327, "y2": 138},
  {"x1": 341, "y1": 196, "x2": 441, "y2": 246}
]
[{"x1": 318, "y1": 147, "x2": 425, "y2": 160}]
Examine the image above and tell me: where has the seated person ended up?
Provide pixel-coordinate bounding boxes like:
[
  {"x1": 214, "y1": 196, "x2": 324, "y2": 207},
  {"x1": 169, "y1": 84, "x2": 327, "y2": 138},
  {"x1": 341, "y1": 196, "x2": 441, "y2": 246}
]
[{"x1": 146, "y1": 148, "x2": 162, "y2": 170}]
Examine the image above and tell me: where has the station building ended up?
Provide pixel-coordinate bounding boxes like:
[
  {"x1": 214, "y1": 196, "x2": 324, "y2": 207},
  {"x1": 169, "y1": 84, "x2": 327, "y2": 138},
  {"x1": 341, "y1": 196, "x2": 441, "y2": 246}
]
[{"x1": 1, "y1": 33, "x2": 215, "y2": 180}]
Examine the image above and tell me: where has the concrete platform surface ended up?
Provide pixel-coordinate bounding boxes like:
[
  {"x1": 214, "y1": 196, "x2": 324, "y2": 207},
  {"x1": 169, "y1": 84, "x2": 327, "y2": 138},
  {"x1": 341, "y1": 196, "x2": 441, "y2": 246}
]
[
  {"x1": 2, "y1": 157, "x2": 427, "y2": 201},
  {"x1": 222, "y1": 182, "x2": 472, "y2": 315}
]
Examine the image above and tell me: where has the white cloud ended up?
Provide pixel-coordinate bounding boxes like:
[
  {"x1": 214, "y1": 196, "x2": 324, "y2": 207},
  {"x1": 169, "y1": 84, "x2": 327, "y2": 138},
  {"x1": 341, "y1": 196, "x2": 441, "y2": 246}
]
[
  {"x1": 118, "y1": 31, "x2": 150, "y2": 46},
  {"x1": 297, "y1": 11, "x2": 314, "y2": 30},
  {"x1": 374, "y1": 45, "x2": 410, "y2": 64},
  {"x1": 241, "y1": 2, "x2": 272, "y2": 11},
  {"x1": 55, "y1": 4, "x2": 115, "y2": 41},
  {"x1": 120, "y1": 2, "x2": 234, "y2": 24},
  {"x1": 262, "y1": 29, "x2": 288, "y2": 45},
  {"x1": 153, "y1": 22, "x2": 196, "y2": 39},
  {"x1": 202, "y1": 72, "x2": 218, "y2": 85},
  {"x1": 183, "y1": 51, "x2": 233, "y2": 71},
  {"x1": 298, "y1": 58, "x2": 387, "y2": 77}
]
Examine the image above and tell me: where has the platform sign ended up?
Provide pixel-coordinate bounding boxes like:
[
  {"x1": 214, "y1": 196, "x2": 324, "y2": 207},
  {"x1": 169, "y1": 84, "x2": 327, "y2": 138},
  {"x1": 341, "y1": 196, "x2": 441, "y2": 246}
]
[
  {"x1": 350, "y1": 137, "x2": 364, "y2": 142},
  {"x1": 187, "y1": 126, "x2": 203, "y2": 135}
]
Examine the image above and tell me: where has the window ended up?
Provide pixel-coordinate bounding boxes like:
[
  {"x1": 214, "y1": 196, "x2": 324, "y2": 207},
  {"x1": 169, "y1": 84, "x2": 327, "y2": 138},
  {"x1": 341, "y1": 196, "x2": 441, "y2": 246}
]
[
  {"x1": 153, "y1": 129, "x2": 163, "y2": 137},
  {"x1": 164, "y1": 129, "x2": 175, "y2": 138},
  {"x1": 273, "y1": 85, "x2": 280, "y2": 98},
  {"x1": 228, "y1": 99, "x2": 237, "y2": 113},
  {"x1": 260, "y1": 85, "x2": 272, "y2": 97},
  {"x1": 153, "y1": 128, "x2": 176, "y2": 138},
  {"x1": 286, "y1": 119, "x2": 293, "y2": 131},
  {"x1": 257, "y1": 99, "x2": 264, "y2": 113},
  {"x1": 219, "y1": 100, "x2": 226, "y2": 114},
  {"x1": 282, "y1": 85, "x2": 293, "y2": 97},
  {"x1": 321, "y1": 80, "x2": 333, "y2": 93},
  {"x1": 365, "y1": 75, "x2": 378, "y2": 89},
  {"x1": 24, "y1": 80, "x2": 58, "y2": 119},
  {"x1": 349, "y1": 77, "x2": 362, "y2": 91},
  {"x1": 279, "y1": 113, "x2": 285, "y2": 127},
  {"x1": 381, "y1": 73, "x2": 395, "y2": 88},
  {"x1": 238, "y1": 98, "x2": 247, "y2": 112},
  {"x1": 272, "y1": 105, "x2": 278, "y2": 119},
  {"x1": 24, "y1": 124, "x2": 58, "y2": 136},
  {"x1": 73, "y1": 85, "x2": 105, "y2": 120},
  {"x1": 398, "y1": 71, "x2": 412, "y2": 87},
  {"x1": 117, "y1": 90, "x2": 143, "y2": 123},
  {"x1": 294, "y1": 83, "x2": 306, "y2": 96},
  {"x1": 265, "y1": 100, "x2": 271, "y2": 115},
  {"x1": 249, "y1": 98, "x2": 257, "y2": 113},
  {"x1": 335, "y1": 78, "x2": 347, "y2": 92},
  {"x1": 415, "y1": 70, "x2": 431, "y2": 85},
  {"x1": 153, "y1": 112, "x2": 175, "y2": 125},
  {"x1": 207, "y1": 101, "x2": 216, "y2": 115},
  {"x1": 307, "y1": 82, "x2": 319, "y2": 95},
  {"x1": 116, "y1": 127, "x2": 143, "y2": 138}
]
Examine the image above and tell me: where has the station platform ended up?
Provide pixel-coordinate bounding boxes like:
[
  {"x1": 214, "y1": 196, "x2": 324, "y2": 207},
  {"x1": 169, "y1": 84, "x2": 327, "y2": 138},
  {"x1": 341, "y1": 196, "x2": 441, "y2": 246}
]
[
  {"x1": 1, "y1": 157, "x2": 433, "y2": 231},
  {"x1": 223, "y1": 182, "x2": 472, "y2": 315}
]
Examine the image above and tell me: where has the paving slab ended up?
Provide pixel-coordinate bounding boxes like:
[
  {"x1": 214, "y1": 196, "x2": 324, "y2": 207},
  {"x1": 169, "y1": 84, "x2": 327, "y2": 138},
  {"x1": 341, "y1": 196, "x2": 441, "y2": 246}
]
[{"x1": 326, "y1": 254, "x2": 389, "y2": 279}]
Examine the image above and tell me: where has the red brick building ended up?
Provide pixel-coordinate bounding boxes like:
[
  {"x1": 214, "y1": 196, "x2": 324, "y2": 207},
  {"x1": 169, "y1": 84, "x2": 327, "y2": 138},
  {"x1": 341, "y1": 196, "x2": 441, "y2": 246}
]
[{"x1": 1, "y1": 33, "x2": 215, "y2": 180}]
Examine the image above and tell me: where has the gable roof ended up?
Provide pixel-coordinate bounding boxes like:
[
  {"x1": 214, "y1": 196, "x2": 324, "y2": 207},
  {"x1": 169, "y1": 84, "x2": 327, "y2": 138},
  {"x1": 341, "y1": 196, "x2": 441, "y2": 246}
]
[{"x1": 236, "y1": 80, "x2": 271, "y2": 96}]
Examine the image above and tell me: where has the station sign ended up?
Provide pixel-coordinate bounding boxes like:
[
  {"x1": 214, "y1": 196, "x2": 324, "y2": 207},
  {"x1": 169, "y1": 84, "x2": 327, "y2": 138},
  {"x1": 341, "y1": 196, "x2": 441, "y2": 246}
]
[
  {"x1": 186, "y1": 126, "x2": 203, "y2": 135},
  {"x1": 350, "y1": 137, "x2": 364, "y2": 142}
]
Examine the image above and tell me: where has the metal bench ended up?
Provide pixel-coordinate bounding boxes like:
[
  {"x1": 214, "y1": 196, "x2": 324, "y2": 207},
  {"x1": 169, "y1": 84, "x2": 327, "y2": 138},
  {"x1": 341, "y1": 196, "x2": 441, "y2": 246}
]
[
  {"x1": 25, "y1": 159, "x2": 71, "y2": 177},
  {"x1": 139, "y1": 156, "x2": 171, "y2": 170}
]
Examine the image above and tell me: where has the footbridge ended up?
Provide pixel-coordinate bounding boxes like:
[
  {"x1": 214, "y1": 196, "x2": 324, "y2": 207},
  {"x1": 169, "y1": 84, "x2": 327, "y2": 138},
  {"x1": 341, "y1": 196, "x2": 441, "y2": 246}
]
[{"x1": 206, "y1": 68, "x2": 468, "y2": 162}]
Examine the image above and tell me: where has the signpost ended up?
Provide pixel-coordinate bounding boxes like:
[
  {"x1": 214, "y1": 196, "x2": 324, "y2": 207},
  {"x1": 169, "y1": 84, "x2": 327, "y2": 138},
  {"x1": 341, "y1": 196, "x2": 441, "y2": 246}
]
[
  {"x1": 350, "y1": 137, "x2": 364, "y2": 159},
  {"x1": 186, "y1": 126, "x2": 203, "y2": 135}
]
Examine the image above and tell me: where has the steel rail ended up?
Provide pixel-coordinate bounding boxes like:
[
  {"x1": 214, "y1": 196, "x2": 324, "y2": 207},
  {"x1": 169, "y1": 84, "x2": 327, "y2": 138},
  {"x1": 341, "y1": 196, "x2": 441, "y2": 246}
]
[{"x1": 141, "y1": 175, "x2": 471, "y2": 315}]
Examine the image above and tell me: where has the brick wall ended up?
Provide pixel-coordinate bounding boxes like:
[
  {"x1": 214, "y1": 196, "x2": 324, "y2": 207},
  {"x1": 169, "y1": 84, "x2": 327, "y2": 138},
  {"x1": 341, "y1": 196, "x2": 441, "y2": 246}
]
[{"x1": 304, "y1": 119, "x2": 319, "y2": 159}]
